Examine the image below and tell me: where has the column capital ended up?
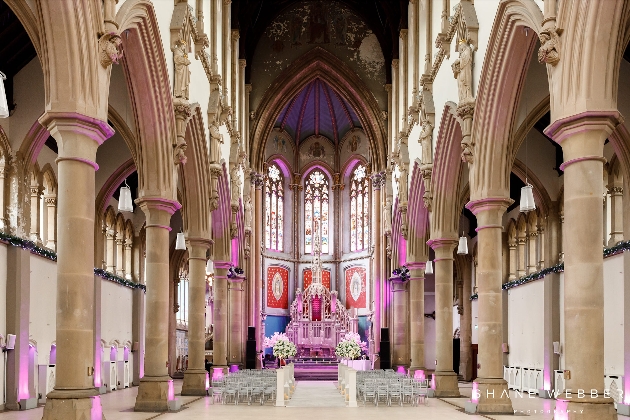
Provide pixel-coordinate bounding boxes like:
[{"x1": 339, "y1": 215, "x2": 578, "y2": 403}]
[
  {"x1": 186, "y1": 237, "x2": 213, "y2": 260},
  {"x1": 135, "y1": 197, "x2": 181, "y2": 228},
  {"x1": 544, "y1": 110, "x2": 623, "y2": 145},
  {"x1": 427, "y1": 237, "x2": 458, "y2": 250},
  {"x1": 39, "y1": 111, "x2": 114, "y2": 167},
  {"x1": 466, "y1": 197, "x2": 513, "y2": 216}
]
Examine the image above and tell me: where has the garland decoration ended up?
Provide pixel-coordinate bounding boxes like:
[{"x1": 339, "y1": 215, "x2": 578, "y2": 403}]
[
  {"x1": 227, "y1": 266, "x2": 245, "y2": 278},
  {"x1": 391, "y1": 265, "x2": 410, "y2": 282},
  {"x1": 470, "y1": 240, "x2": 630, "y2": 300},
  {"x1": 0, "y1": 232, "x2": 145, "y2": 292}
]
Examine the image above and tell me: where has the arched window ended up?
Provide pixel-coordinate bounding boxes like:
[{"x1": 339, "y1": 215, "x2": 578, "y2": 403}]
[
  {"x1": 304, "y1": 169, "x2": 330, "y2": 254},
  {"x1": 350, "y1": 164, "x2": 369, "y2": 251},
  {"x1": 265, "y1": 164, "x2": 284, "y2": 251}
]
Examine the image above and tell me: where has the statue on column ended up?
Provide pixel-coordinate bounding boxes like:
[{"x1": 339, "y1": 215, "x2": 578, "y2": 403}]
[
  {"x1": 230, "y1": 166, "x2": 241, "y2": 205},
  {"x1": 173, "y1": 41, "x2": 191, "y2": 99},
  {"x1": 383, "y1": 195, "x2": 392, "y2": 234},
  {"x1": 452, "y1": 40, "x2": 474, "y2": 105},
  {"x1": 209, "y1": 122, "x2": 222, "y2": 163},
  {"x1": 244, "y1": 195, "x2": 253, "y2": 231}
]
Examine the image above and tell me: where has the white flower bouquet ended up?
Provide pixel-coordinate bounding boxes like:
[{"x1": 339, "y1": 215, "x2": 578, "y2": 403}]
[
  {"x1": 272, "y1": 336, "x2": 297, "y2": 360},
  {"x1": 335, "y1": 338, "x2": 362, "y2": 360}
]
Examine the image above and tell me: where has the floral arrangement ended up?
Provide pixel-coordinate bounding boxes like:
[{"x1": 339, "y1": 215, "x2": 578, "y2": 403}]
[
  {"x1": 335, "y1": 332, "x2": 367, "y2": 360},
  {"x1": 263, "y1": 332, "x2": 290, "y2": 349},
  {"x1": 227, "y1": 266, "x2": 244, "y2": 278},
  {"x1": 391, "y1": 265, "x2": 410, "y2": 282},
  {"x1": 263, "y1": 332, "x2": 297, "y2": 360}
]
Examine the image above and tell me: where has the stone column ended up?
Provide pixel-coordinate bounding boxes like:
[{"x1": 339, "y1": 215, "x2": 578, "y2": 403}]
[
  {"x1": 459, "y1": 255, "x2": 473, "y2": 381},
  {"x1": 39, "y1": 113, "x2": 113, "y2": 419},
  {"x1": 253, "y1": 175, "x2": 264, "y2": 359},
  {"x1": 116, "y1": 237, "x2": 125, "y2": 277},
  {"x1": 508, "y1": 240, "x2": 517, "y2": 281},
  {"x1": 228, "y1": 275, "x2": 244, "y2": 366},
  {"x1": 516, "y1": 233, "x2": 526, "y2": 277},
  {"x1": 527, "y1": 231, "x2": 537, "y2": 274},
  {"x1": 29, "y1": 184, "x2": 41, "y2": 244},
  {"x1": 0, "y1": 163, "x2": 6, "y2": 231},
  {"x1": 427, "y1": 238, "x2": 459, "y2": 397},
  {"x1": 106, "y1": 229, "x2": 115, "y2": 272},
  {"x1": 465, "y1": 197, "x2": 513, "y2": 414},
  {"x1": 132, "y1": 234, "x2": 145, "y2": 386},
  {"x1": 182, "y1": 238, "x2": 212, "y2": 396},
  {"x1": 44, "y1": 196, "x2": 57, "y2": 251},
  {"x1": 608, "y1": 186, "x2": 623, "y2": 245},
  {"x1": 408, "y1": 262, "x2": 426, "y2": 376},
  {"x1": 213, "y1": 261, "x2": 230, "y2": 369},
  {"x1": 134, "y1": 198, "x2": 180, "y2": 412},
  {"x1": 545, "y1": 112, "x2": 620, "y2": 419},
  {"x1": 125, "y1": 241, "x2": 133, "y2": 280},
  {"x1": 390, "y1": 277, "x2": 408, "y2": 367},
  {"x1": 371, "y1": 172, "x2": 383, "y2": 351},
  {"x1": 537, "y1": 222, "x2": 546, "y2": 269}
]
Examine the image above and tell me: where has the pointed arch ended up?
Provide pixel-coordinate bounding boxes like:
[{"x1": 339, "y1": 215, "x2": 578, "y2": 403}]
[
  {"x1": 469, "y1": 0, "x2": 543, "y2": 200},
  {"x1": 511, "y1": 158, "x2": 552, "y2": 218},
  {"x1": 251, "y1": 48, "x2": 387, "y2": 171},
  {"x1": 431, "y1": 101, "x2": 463, "y2": 240},
  {"x1": 116, "y1": 0, "x2": 177, "y2": 199},
  {"x1": 407, "y1": 160, "x2": 429, "y2": 261},
  {"x1": 180, "y1": 104, "x2": 212, "y2": 240},
  {"x1": 105, "y1": 206, "x2": 117, "y2": 230},
  {"x1": 40, "y1": 163, "x2": 56, "y2": 195}
]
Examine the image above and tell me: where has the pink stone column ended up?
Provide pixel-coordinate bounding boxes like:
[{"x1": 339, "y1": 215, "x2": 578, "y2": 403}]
[
  {"x1": 408, "y1": 262, "x2": 426, "y2": 376},
  {"x1": 466, "y1": 197, "x2": 513, "y2": 414}
]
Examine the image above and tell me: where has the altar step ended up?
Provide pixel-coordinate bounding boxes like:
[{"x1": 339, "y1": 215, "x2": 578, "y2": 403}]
[{"x1": 293, "y1": 362, "x2": 339, "y2": 381}]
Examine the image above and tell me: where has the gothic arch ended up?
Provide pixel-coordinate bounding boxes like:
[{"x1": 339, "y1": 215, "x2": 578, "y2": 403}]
[
  {"x1": 407, "y1": 160, "x2": 429, "y2": 261},
  {"x1": 40, "y1": 163, "x2": 57, "y2": 194},
  {"x1": 211, "y1": 164, "x2": 232, "y2": 262},
  {"x1": 95, "y1": 159, "x2": 136, "y2": 215},
  {"x1": 266, "y1": 155, "x2": 293, "y2": 178},
  {"x1": 431, "y1": 101, "x2": 463, "y2": 240},
  {"x1": 180, "y1": 104, "x2": 212, "y2": 240},
  {"x1": 469, "y1": 0, "x2": 543, "y2": 201},
  {"x1": 511, "y1": 158, "x2": 552, "y2": 218},
  {"x1": 251, "y1": 48, "x2": 387, "y2": 171},
  {"x1": 116, "y1": 0, "x2": 178, "y2": 200}
]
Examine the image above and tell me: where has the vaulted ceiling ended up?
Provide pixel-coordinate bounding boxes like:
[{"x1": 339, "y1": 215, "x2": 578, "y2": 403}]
[
  {"x1": 233, "y1": 0, "x2": 407, "y2": 84},
  {"x1": 274, "y1": 78, "x2": 361, "y2": 144}
]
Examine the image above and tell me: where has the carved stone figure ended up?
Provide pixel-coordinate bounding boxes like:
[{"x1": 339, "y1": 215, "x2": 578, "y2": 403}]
[
  {"x1": 209, "y1": 122, "x2": 222, "y2": 163},
  {"x1": 398, "y1": 165, "x2": 408, "y2": 204},
  {"x1": 230, "y1": 166, "x2": 241, "y2": 204},
  {"x1": 173, "y1": 41, "x2": 191, "y2": 99},
  {"x1": 384, "y1": 196, "x2": 392, "y2": 234},
  {"x1": 244, "y1": 195, "x2": 253, "y2": 230},
  {"x1": 538, "y1": 26, "x2": 562, "y2": 66},
  {"x1": 348, "y1": 135, "x2": 360, "y2": 152},
  {"x1": 420, "y1": 119, "x2": 434, "y2": 160},
  {"x1": 173, "y1": 139, "x2": 187, "y2": 165},
  {"x1": 452, "y1": 41, "x2": 474, "y2": 105},
  {"x1": 99, "y1": 33, "x2": 123, "y2": 68}
]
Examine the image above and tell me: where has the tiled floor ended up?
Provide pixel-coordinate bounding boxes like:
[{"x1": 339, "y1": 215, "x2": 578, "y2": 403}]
[{"x1": 0, "y1": 380, "x2": 628, "y2": 419}]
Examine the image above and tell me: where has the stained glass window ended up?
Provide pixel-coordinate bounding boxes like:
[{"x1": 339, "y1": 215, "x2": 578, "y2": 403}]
[
  {"x1": 304, "y1": 169, "x2": 330, "y2": 254},
  {"x1": 350, "y1": 164, "x2": 369, "y2": 252},
  {"x1": 265, "y1": 164, "x2": 284, "y2": 251}
]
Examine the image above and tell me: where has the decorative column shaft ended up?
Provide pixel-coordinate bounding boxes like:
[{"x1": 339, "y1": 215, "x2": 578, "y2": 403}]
[
  {"x1": 124, "y1": 242, "x2": 133, "y2": 280},
  {"x1": 527, "y1": 232, "x2": 537, "y2": 274},
  {"x1": 0, "y1": 163, "x2": 6, "y2": 230},
  {"x1": 408, "y1": 262, "x2": 426, "y2": 375},
  {"x1": 45, "y1": 196, "x2": 57, "y2": 251},
  {"x1": 182, "y1": 238, "x2": 212, "y2": 396},
  {"x1": 370, "y1": 172, "x2": 383, "y2": 351},
  {"x1": 213, "y1": 261, "x2": 230, "y2": 369},
  {"x1": 427, "y1": 238, "x2": 460, "y2": 397},
  {"x1": 39, "y1": 113, "x2": 113, "y2": 419},
  {"x1": 228, "y1": 275, "x2": 244, "y2": 366},
  {"x1": 134, "y1": 198, "x2": 180, "y2": 412},
  {"x1": 30, "y1": 184, "x2": 41, "y2": 244},
  {"x1": 106, "y1": 229, "x2": 115, "y2": 272},
  {"x1": 545, "y1": 112, "x2": 620, "y2": 419},
  {"x1": 608, "y1": 186, "x2": 623, "y2": 245},
  {"x1": 116, "y1": 238, "x2": 125, "y2": 277},
  {"x1": 253, "y1": 175, "x2": 264, "y2": 360},
  {"x1": 508, "y1": 242, "x2": 517, "y2": 280},
  {"x1": 466, "y1": 197, "x2": 513, "y2": 414},
  {"x1": 390, "y1": 277, "x2": 408, "y2": 367},
  {"x1": 517, "y1": 235, "x2": 526, "y2": 277}
]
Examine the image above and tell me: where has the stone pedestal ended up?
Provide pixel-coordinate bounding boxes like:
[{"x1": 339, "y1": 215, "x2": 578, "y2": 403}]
[
  {"x1": 134, "y1": 378, "x2": 172, "y2": 412},
  {"x1": 39, "y1": 112, "x2": 113, "y2": 420},
  {"x1": 181, "y1": 369, "x2": 207, "y2": 397},
  {"x1": 212, "y1": 262, "x2": 230, "y2": 369}
]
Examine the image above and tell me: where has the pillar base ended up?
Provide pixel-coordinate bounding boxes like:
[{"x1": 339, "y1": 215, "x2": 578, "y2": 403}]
[
  {"x1": 433, "y1": 371, "x2": 460, "y2": 397},
  {"x1": 558, "y1": 397, "x2": 617, "y2": 420},
  {"x1": 181, "y1": 369, "x2": 208, "y2": 396},
  {"x1": 134, "y1": 377, "x2": 172, "y2": 412},
  {"x1": 473, "y1": 378, "x2": 513, "y2": 414},
  {"x1": 42, "y1": 389, "x2": 104, "y2": 420}
]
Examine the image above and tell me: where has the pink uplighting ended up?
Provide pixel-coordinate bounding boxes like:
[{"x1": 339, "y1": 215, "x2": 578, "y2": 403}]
[
  {"x1": 212, "y1": 367, "x2": 224, "y2": 380},
  {"x1": 414, "y1": 370, "x2": 425, "y2": 381},
  {"x1": 554, "y1": 399, "x2": 569, "y2": 420},
  {"x1": 229, "y1": 364, "x2": 239, "y2": 373},
  {"x1": 124, "y1": 346, "x2": 130, "y2": 362},
  {"x1": 398, "y1": 238, "x2": 407, "y2": 266},
  {"x1": 94, "y1": 345, "x2": 102, "y2": 387},
  {"x1": 205, "y1": 372, "x2": 210, "y2": 390},
  {"x1": 431, "y1": 374, "x2": 436, "y2": 390},
  {"x1": 91, "y1": 396, "x2": 102, "y2": 419},
  {"x1": 396, "y1": 366, "x2": 406, "y2": 375},
  {"x1": 471, "y1": 382, "x2": 480, "y2": 403},
  {"x1": 231, "y1": 239, "x2": 239, "y2": 266},
  {"x1": 20, "y1": 344, "x2": 35, "y2": 399},
  {"x1": 168, "y1": 379, "x2": 175, "y2": 400},
  {"x1": 49, "y1": 344, "x2": 56, "y2": 364}
]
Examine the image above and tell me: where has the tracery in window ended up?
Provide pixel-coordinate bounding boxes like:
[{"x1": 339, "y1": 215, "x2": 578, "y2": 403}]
[
  {"x1": 265, "y1": 164, "x2": 284, "y2": 251},
  {"x1": 350, "y1": 164, "x2": 369, "y2": 252},
  {"x1": 305, "y1": 170, "x2": 330, "y2": 254}
]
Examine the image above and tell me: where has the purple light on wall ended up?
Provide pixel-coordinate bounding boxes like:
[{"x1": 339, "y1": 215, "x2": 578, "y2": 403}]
[
  {"x1": 413, "y1": 370, "x2": 425, "y2": 381},
  {"x1": 471, "y1": 381, "x2": 479, "y2": 402},
  {"x1": 554, "y1": 399, "x2": 569, "y2": 419},
  {"x1": 90, "y1": 396, "x2": 102, "y2": 419},
  {"x1": 49, "y1": 344, "x2": 56, "y2": 365},
  {"x1": 543, "y1": 369, "x2": 551, "y2": 391},
  {"x1": 124, "y1": 346, "x2": 129, "y2": 362},
  {"x1": 231, "y1": 239, "x2": 239, "y2": 266},
  {"x1": 396, "y1": 366, "x2": 406, "y2": 375},
  {"x1": 205, "y1": 372, "x2": 210, "y2": 390},
  {"x1": 398, "y1": 237, "x2": 407, "y2": 266},
  {"x1": 20, "y1": 344, "x2": 35, "y2": 399},
  {"x1": 110, "y1": 346, "x2": 117, "y2": 362},
  {"x1": 94, "y1": 345, "x2": 101, "y2": 387},
  {"x1": 229, "y1": 364, "x2": 239, "y2": 373},
  {"x1": 168, "y1": 379, "x2": 175, "y2": 400}
]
